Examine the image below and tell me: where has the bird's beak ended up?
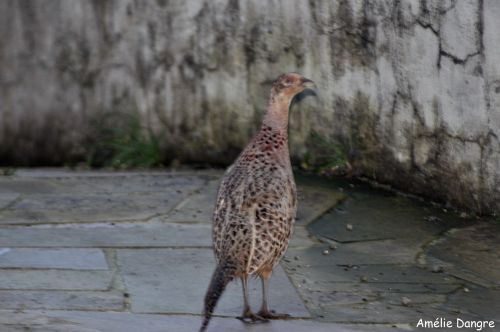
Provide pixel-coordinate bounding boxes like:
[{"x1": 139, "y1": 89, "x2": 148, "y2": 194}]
[{"x1": 301, "y1": 77, "x2": 316, "y2": 90}]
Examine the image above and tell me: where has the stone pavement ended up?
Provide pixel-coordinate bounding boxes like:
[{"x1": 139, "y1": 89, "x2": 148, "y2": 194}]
[{"x1": 0, "y1": 169, "x2": 498, "y2": 332}]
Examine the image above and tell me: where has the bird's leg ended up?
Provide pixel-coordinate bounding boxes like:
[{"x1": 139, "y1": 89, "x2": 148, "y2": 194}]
[
  {"x1": 237, "y1": 275, "x2": 268, "y2": 324},
  {"x1": 240, "y1": 276, "x2": 253, "y2": 318},
  {"x1": 257, "y1": 270, "x2": 291, "y2": 319}
]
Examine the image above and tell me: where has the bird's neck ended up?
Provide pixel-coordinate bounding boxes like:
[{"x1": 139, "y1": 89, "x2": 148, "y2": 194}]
[
  {"x1": 253, "y1": 94, "x2": 291, "y2": 164},
  {"x1": 261, "y1": 94, "x2": 291, "y2": 135}
]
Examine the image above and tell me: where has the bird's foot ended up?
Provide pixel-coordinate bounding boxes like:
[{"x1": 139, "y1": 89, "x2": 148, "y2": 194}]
[
  {"x1": 257, "y1": 309, "x2": 291, "y2": 320},
  {"x1": 237, "y1": 309, "x2": 269, "y2": 324}
]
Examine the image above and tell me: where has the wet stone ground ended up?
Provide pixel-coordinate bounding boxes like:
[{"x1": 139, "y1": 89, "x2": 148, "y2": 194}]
[{"x1": 0, "y1": 169, "x2": 498, "y2": 332}]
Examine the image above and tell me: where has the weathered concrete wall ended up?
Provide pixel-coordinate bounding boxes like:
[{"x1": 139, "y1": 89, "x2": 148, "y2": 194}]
[{"x1": 1, "y1": 0, "x2": 499, "y2": 214}]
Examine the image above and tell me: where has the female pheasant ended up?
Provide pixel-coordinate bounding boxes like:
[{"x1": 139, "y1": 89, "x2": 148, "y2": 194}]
[{"x1": 200, "y1": 73, "x2": 315, "y2": 331}]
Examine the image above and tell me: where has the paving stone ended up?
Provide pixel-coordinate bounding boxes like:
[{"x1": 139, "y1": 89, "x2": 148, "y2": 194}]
[
  {"x1": 0, "y1": 248, "x2": 108, "y2": 270},
  {"x1": 295, "y1": 281, "x2": 460, "y2": 294},
  {"x1": 382, "y1": 293, "x2": 448, "y2": 305},
  {"x1": 12, "y1": 168, "x2": 221, "y2": 179},
  {"x1": 316, "y1": 300, "x2": 481, "y2": 324},
  {"x1": 0, "y1": 178, "x2": 58, "y2": 194},
  {"x1": 285, "y1": 240, "x2": 420, "y2": 266},
  {"x1": 163, "y1": 179, "x2": 220, "y2": 223},
  {"x1": 0, "y1": 194, "x2": 164, "y2": 224},
  {"x1": 0, "y1": 221, "x2": 211, "y2": 248},
  {"x1": 13, "y1": 169, "x2": 170, "y2": 177},
  {"x1": 299, "y1": 291, "x2": 446, "y2": 308},
  {"x1": 308, "y1": 194, "x2": 472, "y2": 243},
  {"x1": 283, "y1": 258, "x2": 462, "y2": 323},
  {"x1": 0, "y1": 169, "x2": 498, "y2": 331},
  {"x1": 302, "y1": 291, "x2": 380, "y2": 306},
  {"x1": 116, "y1": 248, "x2": 309, "y2": 317},
  {"x1": 0, "y1": 192, "x2": 183, "y2": 224},
  {"x1": 0, "y1": 291, "x2": 123, "y2": 310},
  {"x1": 0, "y1": 193, "x2": 20, "y2": 210},
  {"x1": 50, "y1": 173, "x2": 208, "y2": 195},
  {"x1": 8, "y1": 170, "x2": 209, "y2": 191},
  {"x1": 426, "y1": 222, "x2": 500, "y2": 287},
  {"x1": 438, "y1": 268, "x2": 498, "y2": 289},
  {"x1": 288, "y1": 225, "x2": 319, "y2": 248},
  {"x1": 281, "y1": 263, "x2": 463, "y2": 285},
  {"x1": 445, "y1": 285, "x2": 500, "y2": 321},
  {"x1": 296, "y1": 184, "x2": 347, "y2": 226},
  {"x1": 0, "y1": 270, "x2": 113, "y2": 290},
  {"x1": 0, "y1": 174, "x2": 208, "y2": 225},
  {"x1": 0, "y1": 310, "x2": 412, "y2": 332}
]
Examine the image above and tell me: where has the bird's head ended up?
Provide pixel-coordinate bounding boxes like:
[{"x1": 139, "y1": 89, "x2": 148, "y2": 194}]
[
  {"x1": 263, "y1": 73, "x2": 316, "y2": 130},
  {"x1": 271, "y1": 73, "x2": 316, "y2": 100}
]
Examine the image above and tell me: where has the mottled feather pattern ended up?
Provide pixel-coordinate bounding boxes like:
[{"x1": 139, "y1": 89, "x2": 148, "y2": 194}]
[{"x1": 212, "y1": 125, "x2": 297, "y2": 276}]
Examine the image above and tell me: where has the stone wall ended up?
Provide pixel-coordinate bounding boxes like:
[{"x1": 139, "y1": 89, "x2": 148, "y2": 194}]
[{"x1": 1, "y1": 0, "x2": 499, "y2": 214}]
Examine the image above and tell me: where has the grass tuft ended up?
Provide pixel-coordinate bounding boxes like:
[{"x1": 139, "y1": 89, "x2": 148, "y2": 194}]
[
  {"x1": 0, "y1": 168, "x2": 16, "y2": 176},
  {"x1": 86, "y1": 112, "x2": 162, "y2": 169},
  {"x1": 300, "y1": 131, "x2": 350, "y2": 176}
]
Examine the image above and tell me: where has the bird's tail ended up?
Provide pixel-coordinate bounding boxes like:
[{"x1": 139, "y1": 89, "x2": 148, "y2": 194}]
[{"x1": 199, "y1": 261, "x2": 237, "y2": 332}]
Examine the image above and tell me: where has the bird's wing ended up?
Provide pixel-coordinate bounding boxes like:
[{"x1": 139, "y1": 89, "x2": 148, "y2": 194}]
[
  {"x1": 212, "y1": 163, "x2": 249, "y2": 261},
  {"x1": 212, "y1": 162, "x2": 297, "y2": 271},
  {"x1": 249, "y1": 171, "x2": 297, "y2": 270}
]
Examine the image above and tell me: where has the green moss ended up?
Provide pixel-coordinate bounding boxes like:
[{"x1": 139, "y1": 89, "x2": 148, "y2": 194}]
[
  {"x1": 86, "y1": 112, "x2": 163, "y2": 169},
  {"x1": 0, "y1": 168, "x2": 16, "y2": 176},
  {"x1": 300, "y1": 131, "x2": 350, "y2": 175}
]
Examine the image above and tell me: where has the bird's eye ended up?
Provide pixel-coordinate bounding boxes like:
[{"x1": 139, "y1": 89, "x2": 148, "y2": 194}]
[{"x1": 284, "y1": 78, "x2": 293, "y2": 86}]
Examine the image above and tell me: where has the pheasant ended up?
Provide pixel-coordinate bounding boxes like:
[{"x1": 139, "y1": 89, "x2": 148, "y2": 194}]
[{"x1": 200, "y1": 73, "x2": 315, "y2": 331}]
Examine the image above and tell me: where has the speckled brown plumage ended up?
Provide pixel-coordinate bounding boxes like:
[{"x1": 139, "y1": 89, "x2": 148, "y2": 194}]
[{"x1": 200, "y1": 73, "x2": 315, "y2": 332}]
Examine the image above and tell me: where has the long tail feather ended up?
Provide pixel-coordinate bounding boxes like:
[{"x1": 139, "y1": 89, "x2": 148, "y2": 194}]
[{"x1": 199, "y1": 261, "x2": 237, "y2": 332}]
